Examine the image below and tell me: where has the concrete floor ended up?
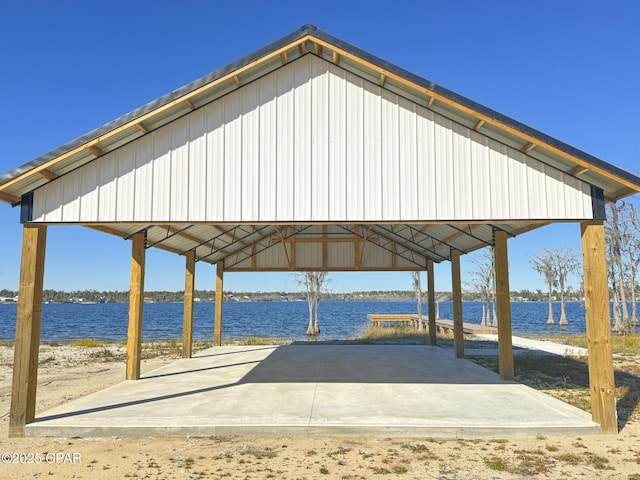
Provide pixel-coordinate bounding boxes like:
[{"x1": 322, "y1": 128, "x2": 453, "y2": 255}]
[{"x1": 26, "y1": 345, "x2": 600, "y2": 439}]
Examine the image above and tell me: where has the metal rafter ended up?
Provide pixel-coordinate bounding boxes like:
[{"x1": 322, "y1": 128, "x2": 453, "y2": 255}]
[
  {"x1": 338, "y1": 224, "x2": 430, "y2": 267},
  {"x1": 201, "y1": 225, "x2": 276, "y2": 264},
  {"x1": 370, "y1": 224, "x2": 450, "y2": 262}
]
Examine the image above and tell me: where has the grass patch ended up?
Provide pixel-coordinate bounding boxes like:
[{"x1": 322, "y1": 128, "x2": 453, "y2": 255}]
[
  {"x1": 352, "y1": 325, "x2": 444, "y2": 345},
  {"x1": 483, "y1": 455, "x2": 508, "y2": 471},
  {"x1": 68, "y1": 338, "x2": 105, "y2": 348}
]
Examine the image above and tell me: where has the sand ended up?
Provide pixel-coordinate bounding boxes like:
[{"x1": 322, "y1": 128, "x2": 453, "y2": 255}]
[{"x1": 1, "y1": 343, "x2": 639, "y2": 479}]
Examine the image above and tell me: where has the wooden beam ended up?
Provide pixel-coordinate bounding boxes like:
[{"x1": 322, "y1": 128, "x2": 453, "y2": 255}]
[
  {"x1": 298, "y1": 43, "x2": 306, "y2": 56},
  {"x1": 9, "y1": 225, "x2": 47, "y2": 437},
  {"x1": 135, "y1": 122, "x2": 149, "y2": 134},
  {"x1": 427, "y1": 97, "x2": 435, "y2": 109},
  {"x1": 380, "y1": 73, "x2": 387, "y2": 87},
  {"x1": 581, "y1": 221, "x2": 617, "y2": 434},
  {"x1": 280, "y1": 51, "x2": 289, "y2": 64},
  {"x1": 332, "y1": 51, "x2": 340, "y2": 64},
  {"x1": 185, "y1": 98, "x2": 196, "y2": 111},
  {"x1": 126, "y1": 232, "x2": 145, "y2": 380},
  {"x1": 0, "y1": 191, "x2": 21, "y2": 204},
  {"x1": 37, "y1": 169, "x2": 59, "y2": 181},
  {"x1": 427, "y1": 260, "x2": 437, "y2": 346},
  {"x1": 233, "y1": 75, "x2": 241, "y2": 87},
  {"x1": 322, "y1": 225, "x2": 328, "y2": 269},
  {"x1": 182, "y1": 250, "x2": 195, "y2": 359},
  {"x1": 567, "y1": 164, "x2": 590, "y2": 176},
  {"x1": 606, "y1": 187, "x2": 637, "y2": 203},
  {"x1": 451, "y1": 250, "x2": 464, "y2": 358},
  {"x1": 313, "y1": 42, "x2": 322, "y2": 56},
  {"x1": 495, "y1": 231, "x2": 514, "y2": 380},
  {"x1": 521, "y1": 142, "x2": 536, "y2": 153},
  {"x1": 251, "y1": 243, "x2": 257, "y2": 270},
  {"x1": 87, "y1": 144, "x2": 105, "y2": 157},
  {"x1": 473, "y1": 119, "x2": 485, "y2": 131},
  {"x1": 214, "y1": 261, "x2": 224, "y2": 346}
]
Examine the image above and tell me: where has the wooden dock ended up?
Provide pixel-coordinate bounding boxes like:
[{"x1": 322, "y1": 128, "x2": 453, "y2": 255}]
[{"x1": 367, "y1": 314, "x2": 497, "y2": 335}]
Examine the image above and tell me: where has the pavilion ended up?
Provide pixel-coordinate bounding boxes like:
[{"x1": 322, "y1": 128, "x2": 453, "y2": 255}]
[{"x1": 2, "y1": 25, "x2": 639, "y2": 437}]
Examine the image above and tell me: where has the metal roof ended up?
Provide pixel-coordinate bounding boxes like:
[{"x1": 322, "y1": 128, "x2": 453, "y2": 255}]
[{"x1": 1, "y1": 25, "x2": 639, "y2": 270}]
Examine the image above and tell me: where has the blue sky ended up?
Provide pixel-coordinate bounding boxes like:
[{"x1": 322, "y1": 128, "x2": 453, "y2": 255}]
[{"x1": 0, "y1": 0, "x2": 638, "y2": 294}]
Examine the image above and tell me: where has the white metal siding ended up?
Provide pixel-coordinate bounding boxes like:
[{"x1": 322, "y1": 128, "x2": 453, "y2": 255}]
[{"x1": 30, "y1": 54, "x2": 595, "y2": 223}]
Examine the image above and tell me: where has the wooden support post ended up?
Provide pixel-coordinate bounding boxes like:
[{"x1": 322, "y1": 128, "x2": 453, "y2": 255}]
[
  {"x1": 451, "y1": 250, "x2": 464, "y2": 358},
  {"x1": 182, "y1": 250, "x2": 195, "y2": 359},
  {"x1": 214, "y1": 261, "x2": 224, "y2": 346},
  {"x1": 494, "y1": 231, "x2": 514, "y2": 380},
  {"x1": 427, "y1": 260, "x2": 437, "y2": 346},
  {"x1": 9, "y1": 225, "x2": 47, "y2": 437},
  {"x1": 126, "y1": 232, "x2": 145, "y2": 380},
  {"x1": 581, "y1": 221, "x2": 617, "y2": 434}
]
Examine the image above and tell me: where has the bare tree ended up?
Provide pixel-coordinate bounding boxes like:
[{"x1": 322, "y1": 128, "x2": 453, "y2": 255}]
[
  {"x1": 606, "y1": 201, "x2": 638, "y2": 334},
  {"x1": 531, "y1": 247, "x2": 579, "y2": 326},
  {"x1": 628, "y1": 204, "x2": 640, "y2": 325},
  {"x1": 549, "y1": 248, "x2": 580, "y2": 326},
  {"x1": 411, "y1": 271, "x2": 424, "y2": 331},
  {"x1": 296, "y1": 272, "x2": 328, "y2": 336},
  {"x1": 468, "y1": 249, "x2": 495, "y2": 326},
  {"x1": 530, "y1": 250, "x2": 557, "y2": 325}
]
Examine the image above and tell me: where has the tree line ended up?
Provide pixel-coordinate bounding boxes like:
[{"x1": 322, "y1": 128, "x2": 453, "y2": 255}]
[{"x1": 466, "y1": 196, "x2": 640, "y2": 334}]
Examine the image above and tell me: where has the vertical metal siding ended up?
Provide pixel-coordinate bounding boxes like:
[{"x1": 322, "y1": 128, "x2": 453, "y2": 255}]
[
  {"x1": 416, "y1": 109, "x2": 437, "y2": 219},
  {"x1": 469, "y1": 132, "x2": 492, "y2": 218},
  {"x1": 345, "y1": 71, "x2": 364, "y2": 221},
  {"x1": 188, "y1": 108, "x2": 207, "y2": 222},
  {"x1": 508, "y1": 151, "x2": 528, "y2": 218},
  {"x1": 294, "y1": 59, "x2": 312, "y2": 220},
  {"x1": 312, "y1": 57, "x2": 330, "y2": 221},
  {"x1": 381, "y1": 88, "x2": 399, "y2": 220},
  {"x1": 224, "y1": 95, "x2": 242, "y2": 220},
  {"x1": 525, "y1": 156, "x2": 548, "y2": 219},
  {"x1": 363, "y1": 81, "x2": 382, "y2": 220},
  {"x1": 98, "y1": 146, "x2": 118, "y2": 222},
  {"x1": 116, "y1": 145, "x2": 135, "y2": 221},
  {"x1": 398, "y1": 97, "x2": 418, "y2": 219},
  {"x1": 451, "y1": 123, "x2": 473, "y2": 219},
  {"x1": 242, "y1": 81, "x2": 260, "y2": 221},
  {"x1": 78, "y1": 159, "x2": 99, "y2": 222},
  {"x1": 328, "y1": 65, "x2": 345, "y2": 219},
  {"x1": 134, "y1": 133, "x2": 154, "y2": 221},
  {"x1": 151, "y1": 128, "x2": 171, "y2": 221},
  {"x1": 205, "y1": 98, "x2": 225, "y2": 221},
  {"x1": 29, "y1": 54, "x2": 596, "y2": 224},
  {"x1": 259, "y1": 73, "x2": 278, "y2": 220},
  {"x1": 488, "y1": 140, "x2": 510, "y2": 219},
  {"x1": 276, "y1": 67, "x2": 294, "y2": 221},
  {"x1": 434, "y1": 116, "x2": 455, "y2": 219}
]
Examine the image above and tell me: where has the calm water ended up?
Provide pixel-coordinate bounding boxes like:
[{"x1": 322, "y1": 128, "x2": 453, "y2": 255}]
[{"x1": 0, "y1": 300, "x2": 616, "y2": 343}]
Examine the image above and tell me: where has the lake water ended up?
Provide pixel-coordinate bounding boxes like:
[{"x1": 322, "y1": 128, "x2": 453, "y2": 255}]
[{"x1": 0, "y1": 300, "x2": 625, "y2": 343}]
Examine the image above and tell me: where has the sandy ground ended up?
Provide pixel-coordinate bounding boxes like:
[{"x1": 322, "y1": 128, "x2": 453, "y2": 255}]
[{"x1": 0, "y1": 343, "x2": 639, "y2": 479}]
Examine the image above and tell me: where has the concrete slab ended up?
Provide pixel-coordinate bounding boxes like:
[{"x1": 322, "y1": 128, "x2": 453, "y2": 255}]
[{"x1": 26, "y1": 345, "x2": 600, "y2": 439}]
